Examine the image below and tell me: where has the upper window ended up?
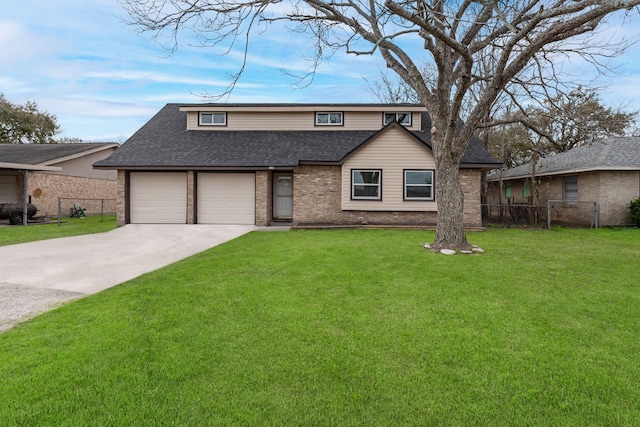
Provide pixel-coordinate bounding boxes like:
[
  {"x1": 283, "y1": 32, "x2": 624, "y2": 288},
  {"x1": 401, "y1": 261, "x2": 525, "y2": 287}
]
[
  {"x1": 316, "y1": 112, "x2": 343, "y2": 126},
  {"x1": 564, "y1": 175, "x2": 578, "y2": 204},
  {"x1": 200, "y1": 112, "x2": 227, "y2": 126},
  {"x1": 352, "y1": 169, "x2": 381, "y2": 200},
  {"x1": 384, "y1": 112, "x2": 412, "y2": 126},
  {"x1": 404, "y1": 170, "x2": 434, "y2": 200}
]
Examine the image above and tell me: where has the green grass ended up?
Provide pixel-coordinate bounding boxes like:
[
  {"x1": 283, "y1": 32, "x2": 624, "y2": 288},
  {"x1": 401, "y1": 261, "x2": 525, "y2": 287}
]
[
  {"x1": 0, "y1": 215, "x2": 116, "y2": 246},
  {"x1": 1, "y1": 227, "x2": 639, "y2": 426}
]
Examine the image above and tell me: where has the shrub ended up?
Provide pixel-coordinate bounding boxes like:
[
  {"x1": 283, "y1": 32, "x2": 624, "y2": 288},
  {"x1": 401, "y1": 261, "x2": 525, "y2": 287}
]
[{"x1": 630, "y1": 197, "x2": 640, "y2": 227}]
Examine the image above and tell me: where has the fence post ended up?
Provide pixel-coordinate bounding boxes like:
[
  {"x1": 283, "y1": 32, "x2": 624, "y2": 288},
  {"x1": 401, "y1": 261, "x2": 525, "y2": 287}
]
[
  {"x1": 58, "y1": 197, "x2": 61, "y2": 226},
  {"x1": 547, "y1": 201, "x2": 551, "y2": 230}
]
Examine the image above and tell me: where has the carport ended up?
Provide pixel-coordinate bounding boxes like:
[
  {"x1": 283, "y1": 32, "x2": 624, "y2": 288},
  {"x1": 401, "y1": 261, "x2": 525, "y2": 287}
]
[{"x1": 0, "y1": 162, "x2": 61, "y2": 225}]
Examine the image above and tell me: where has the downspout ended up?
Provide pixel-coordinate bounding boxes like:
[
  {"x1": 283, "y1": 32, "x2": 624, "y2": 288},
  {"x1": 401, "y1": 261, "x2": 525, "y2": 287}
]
[{"x1": 22, "y1": 169, "x2": 28, "y2": 226}]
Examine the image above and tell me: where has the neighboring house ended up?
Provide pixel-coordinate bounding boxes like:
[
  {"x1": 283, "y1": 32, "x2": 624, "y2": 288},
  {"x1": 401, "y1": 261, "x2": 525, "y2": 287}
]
[
  {"x1": 0, "y1": 143, "x2": 118, "y2": 218},
  {"x1": 486, "y1": 137, "x2": 640, "y2": 226},
  {"x1": 93, "y1": 103, "x2": 502, "y2": 228}
]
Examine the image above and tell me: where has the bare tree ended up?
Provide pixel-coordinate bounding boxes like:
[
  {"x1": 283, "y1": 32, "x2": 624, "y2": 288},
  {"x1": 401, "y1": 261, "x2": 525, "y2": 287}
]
[
  {"x1": 519, "y1": 87, "x2": 637, "y2": 154},
  {"x1": 119, "y1": 0, "x2": 640, "y2": 251}
]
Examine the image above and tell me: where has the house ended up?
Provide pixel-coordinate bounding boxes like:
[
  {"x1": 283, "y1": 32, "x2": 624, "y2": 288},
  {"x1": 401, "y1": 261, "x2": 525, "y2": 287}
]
[
  {"x1": 93, "y1": 103, "x2": 502, "y2": 228},
  {"x1": 486, "y1": 137, "x2": 640, "y2": 226},
  {"x1": 0, "y1": 143, "x2": 118, "y2": 220}
]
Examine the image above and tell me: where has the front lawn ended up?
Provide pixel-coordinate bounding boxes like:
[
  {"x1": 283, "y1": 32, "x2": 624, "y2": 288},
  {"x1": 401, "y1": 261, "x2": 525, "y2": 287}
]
[
  {"x1": 1, "y1": 228, "x2": 639, "y2": 426},
  {"x1": 0, "y1": 215, "x2": 116, "y2": 246}
]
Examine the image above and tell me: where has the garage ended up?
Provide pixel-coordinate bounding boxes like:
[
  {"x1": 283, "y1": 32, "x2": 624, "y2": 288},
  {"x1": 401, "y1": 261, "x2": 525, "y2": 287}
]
[
  {"x1": 0, "y1": 175, "x2": 18, "y2": 203},
  {"x1": 130, "y1": 172, "x2": 187, "y2": 223},
  {"x1": 197, "y1": 173, "x2": 255, "y2": 224}
]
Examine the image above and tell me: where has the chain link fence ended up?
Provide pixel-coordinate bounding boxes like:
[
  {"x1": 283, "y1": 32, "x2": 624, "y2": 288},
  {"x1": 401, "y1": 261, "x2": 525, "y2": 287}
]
[
  {"x1": 483, "y1": 200, "x2": 599, "y2": 229},
  {"x1": 57, "y1": 198, "x2": 116, "y2": 224}
]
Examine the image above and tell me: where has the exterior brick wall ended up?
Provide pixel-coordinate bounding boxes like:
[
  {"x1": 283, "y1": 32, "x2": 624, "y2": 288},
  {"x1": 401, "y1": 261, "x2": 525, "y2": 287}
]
[
  {"x1": 255, "y1": 171, "x2": 271, "y2": 226},
  {"x1": 598, "y1": 171, "x2": 640, "y2": 226},
  {"x1": 116, "y1": 170, "x2": 126, "y2": 226},
  {"x1": 17, "y1": 171, "x2": 117, "y2": 219},
  {"x1": 487, "y1": 171, "x2": 640, "y2": 226},
  {"x1": 293, "y1": 165, "x2": 483, "y2": 227}
]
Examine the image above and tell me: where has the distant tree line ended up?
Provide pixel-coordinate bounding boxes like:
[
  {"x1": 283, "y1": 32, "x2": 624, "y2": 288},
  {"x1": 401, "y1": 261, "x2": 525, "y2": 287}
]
[{"x1": 0, "y1": 93, "x2": 60, "y2": 144}]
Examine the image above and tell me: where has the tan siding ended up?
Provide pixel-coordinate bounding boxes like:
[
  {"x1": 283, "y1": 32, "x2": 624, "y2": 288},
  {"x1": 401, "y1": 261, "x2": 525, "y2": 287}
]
[
  {"x1": 342, "y1": 127, "x2": 437, "y2": 211},
  {"x1": 186, "y1": 111, "x2": 422, "y2": 131},
  {"x1": 187, "y1": 111, "x2": 199, "y2": 130},
  {"x1": 47, "y1": 149, "x2": 118, "y2": 180}
]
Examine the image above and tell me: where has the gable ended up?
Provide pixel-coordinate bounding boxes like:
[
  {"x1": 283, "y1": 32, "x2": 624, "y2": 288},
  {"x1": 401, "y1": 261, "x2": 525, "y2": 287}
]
[
  {"x1": 341, "y1": 125, "x2": 437, "y2": 212},
  {"x1": 343, "y1": 125, "x2": 435, "y2": 167}
]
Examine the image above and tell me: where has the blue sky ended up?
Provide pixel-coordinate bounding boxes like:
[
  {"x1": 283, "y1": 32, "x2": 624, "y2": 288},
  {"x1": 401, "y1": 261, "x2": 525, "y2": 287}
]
[{"x1": 2, "y1": 1, "x2": 640, "y2": 142}]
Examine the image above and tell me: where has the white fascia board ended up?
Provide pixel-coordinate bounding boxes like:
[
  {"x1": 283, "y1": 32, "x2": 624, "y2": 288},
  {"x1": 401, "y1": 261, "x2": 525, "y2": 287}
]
[
  {"x1": 498, "y1": 166, "x2": 640, "y2": 181},
  {"x1": 179, "y1": 105, "x2": 427, "y2": 113},
  {"x1": 0, "y1": 162, "x2": 62, "y2": 171},
  {"x1": 40, "y1": 144, "x2": 119, "y2": 166}
]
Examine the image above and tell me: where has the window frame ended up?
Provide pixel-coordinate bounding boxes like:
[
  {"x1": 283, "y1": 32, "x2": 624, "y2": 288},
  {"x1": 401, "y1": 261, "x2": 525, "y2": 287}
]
[
  {"x1": 563, "y1": 175, "x2": 578, "y2": 204},
  {"x1": 351, "y1": 169, "x2": 382, "y2": 200},
  {"x1": 199, "y1": 112, "x2": 227, "y2": 126},
  {"x1": 383, "y1": 112, "x2": 412, "y2": 126},
  {"x1": 403, "y1": 169, "x2": 435, "y2": 201},
  {"x1": 315, "y1": 111, "x2": 344, "y2": 126}
]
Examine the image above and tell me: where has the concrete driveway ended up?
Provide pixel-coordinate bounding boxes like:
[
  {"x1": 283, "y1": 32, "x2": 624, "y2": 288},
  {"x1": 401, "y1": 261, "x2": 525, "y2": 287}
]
[
  {"x1": 0, "y1": 225, "x2": 258, "y2": 332},
  {"x1": 0, "y1": 224, "x2": 256, "y2": 294}
]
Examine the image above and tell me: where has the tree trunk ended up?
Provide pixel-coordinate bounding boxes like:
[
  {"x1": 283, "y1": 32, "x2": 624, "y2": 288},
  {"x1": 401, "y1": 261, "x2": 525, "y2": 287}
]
[{"x1": 431, "y1": 155, "x2": 471, "y2": 252}]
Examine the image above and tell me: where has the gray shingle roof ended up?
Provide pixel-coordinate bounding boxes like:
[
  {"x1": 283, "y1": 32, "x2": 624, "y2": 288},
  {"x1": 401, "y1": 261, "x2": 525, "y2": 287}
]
[
  {"x1": 0, "y1": 143, "x2": 117, "y2": 166},
  {"x1": 490, "y1": 137, "x2": 640, "y2": 180},
  {"x1": 94, "y1": 103, "x2": 501, "y2": 169}
]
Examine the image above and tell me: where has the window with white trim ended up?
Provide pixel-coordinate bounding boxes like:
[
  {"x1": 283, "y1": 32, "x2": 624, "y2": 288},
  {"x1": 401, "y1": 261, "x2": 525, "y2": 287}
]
[
  {"x1": 404, "y1": 170, "x2": 434, "y2": 200},
  {"x1": 199, "y1": 112, "x2": 227, "y2": 126},
  {"x1": 384, "y1": 112, "x2": 411, "y2": 126},
  {"x1": 352, "y1": 169, "x2": 381, "y2": 200},
  {"x1": 316, "y1": 112, "x2": 343, "y2": 126},
  {"x1": 564, "y1": 175, "x2": 578, "y2": 204}
]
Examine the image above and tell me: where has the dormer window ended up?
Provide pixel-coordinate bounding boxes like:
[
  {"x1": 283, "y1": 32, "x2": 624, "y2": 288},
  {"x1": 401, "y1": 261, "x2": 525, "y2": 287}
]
[
  {"x1": 316, "y1": 112, "x2": 343, "y2": 126},
  {"x1": 384, "y1": 112, "x2": 411, "y2": 126},
  {"x1": 200, "y1": 112, "x2": 227, "y2": 126}
]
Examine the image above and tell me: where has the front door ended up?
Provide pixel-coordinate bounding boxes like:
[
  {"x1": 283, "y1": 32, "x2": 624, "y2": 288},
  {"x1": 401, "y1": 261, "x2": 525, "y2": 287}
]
[{"x1": 273, "y1": 173, "x2": 293, "y2": 219}]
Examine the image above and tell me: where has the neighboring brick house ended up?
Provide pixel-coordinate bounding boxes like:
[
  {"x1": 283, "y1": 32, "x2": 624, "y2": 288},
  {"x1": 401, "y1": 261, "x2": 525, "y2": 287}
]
[
  {"x1": 486, "y1": 137, "x2": 640, "y2": 226},
  {"x1": 93, "y1": 103, "x2": 501, "y2": 228},
  {"x1": 0, "y1": 143, "x2": 118, "y2": 219}
]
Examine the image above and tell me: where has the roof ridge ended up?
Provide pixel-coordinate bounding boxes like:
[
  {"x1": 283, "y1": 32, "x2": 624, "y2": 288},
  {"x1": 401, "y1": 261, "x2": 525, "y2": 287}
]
[{"x1": 594, "y1": 139, "x2": 613, "y2": 166}]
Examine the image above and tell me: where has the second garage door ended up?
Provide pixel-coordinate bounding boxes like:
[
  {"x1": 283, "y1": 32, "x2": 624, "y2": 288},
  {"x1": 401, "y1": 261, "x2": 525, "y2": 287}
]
[
  {"x1": 130, "y1": 172, "x2": 187, "y2": 223},
  {"x1": 197, "y1": 173, "x2": 255, "y2": 224}
]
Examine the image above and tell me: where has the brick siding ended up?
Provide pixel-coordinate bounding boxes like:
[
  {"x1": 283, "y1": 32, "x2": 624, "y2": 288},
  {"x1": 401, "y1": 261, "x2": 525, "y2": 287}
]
[
  {"x1": 255, "y1": 171, "x2": 271, "y2": 226},
  {"x1": 17, "y1": 171, "x2": 117, "y2": 219},
  {"x1": 487, "y1": 171, "x2": 640, "y2": 226},
  {"x1": 293, "y1": 165, "x2": 483, "y2": 227},
  {"x1": 116, "y1": 170, "x2": 126, "y2": 226}
]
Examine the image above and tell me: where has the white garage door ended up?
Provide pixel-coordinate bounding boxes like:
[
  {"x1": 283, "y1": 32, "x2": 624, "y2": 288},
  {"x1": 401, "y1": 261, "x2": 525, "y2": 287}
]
[
  {"x1": 130, "y1": 172, "x2": 187, "y2": 223},
  {"x1": 197, "y1": 173, "x2": 255, "y2": 224},
  {"x1": 0, "y1": 175, "x2": 18, "y2": 203}
]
